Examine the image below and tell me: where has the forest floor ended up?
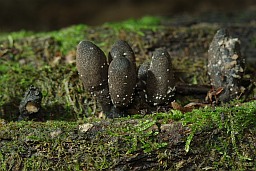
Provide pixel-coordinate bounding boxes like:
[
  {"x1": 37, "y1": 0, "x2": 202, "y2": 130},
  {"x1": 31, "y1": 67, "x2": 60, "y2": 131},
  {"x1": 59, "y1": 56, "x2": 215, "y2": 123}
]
[{"x1": 0, "y1": 9, "x2": 255, "y2": 170}]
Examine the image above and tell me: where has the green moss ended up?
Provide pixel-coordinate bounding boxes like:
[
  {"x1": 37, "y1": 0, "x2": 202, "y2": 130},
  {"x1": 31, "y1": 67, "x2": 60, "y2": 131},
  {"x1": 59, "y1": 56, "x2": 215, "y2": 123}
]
[
  {"x1": 183, "y1": 100, "x2": 256, "y2": 169},
  {"x1": 0, "y1": 30, "x2": 34, "y2": 42},
  {"x1": 0, "y1": 61, "x2": 95, "y2": 121},
  {"x1": 47, "y1": 24, "x2": 88, "y2": 54},
  {"x1": 0, "y1": 121, "x2": 78, "y2": 170},
  {"x1": 184, "y1": 100, "x2": 256, "y2": 134},
  {"x1": 104, "y1": 16, "x2": 161, "y2": 35},
  {"x1": 0, "y1": 25, "x2": 88, "y2": 55},
  {"x1": 0, "y1": 24, "x2": 93, "y2": 121},
  {"x1": 0, "y1": 101, "x2": 255, "y2": 170}
]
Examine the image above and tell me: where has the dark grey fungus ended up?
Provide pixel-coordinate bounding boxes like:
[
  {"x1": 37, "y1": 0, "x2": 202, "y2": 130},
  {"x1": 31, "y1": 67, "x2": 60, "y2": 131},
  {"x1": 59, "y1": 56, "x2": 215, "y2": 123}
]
[
  {"x1": 19, "y1": 85, "x2": 42, "y2": 121},
  {"x1": 76, "y1": 41, "x2": 108, "y2": 90},
  {"x1": 108, "y1": 56, "x2": 137, "y2": 108},
  {"x1": 108, "y1": 40, "x2": 136, "y2": 68},
  {"x1": 208, "y1": 29, "x2": 245, "y2": 102},
  {"x1": 138, "y1": 61, "x2": 150, "y2": 84},
  {"x1": 76, "y1": 41, "x2": 112, "y2": 114},
  {"x1": 146, "y1": 49, "x2": 175, "y2": 105}
]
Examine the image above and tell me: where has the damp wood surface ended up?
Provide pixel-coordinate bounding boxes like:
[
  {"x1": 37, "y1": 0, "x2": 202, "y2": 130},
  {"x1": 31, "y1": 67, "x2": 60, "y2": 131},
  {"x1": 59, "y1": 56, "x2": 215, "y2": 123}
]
[{"x1": 0, "y1": 11, "x2": 256, "y2": 170}]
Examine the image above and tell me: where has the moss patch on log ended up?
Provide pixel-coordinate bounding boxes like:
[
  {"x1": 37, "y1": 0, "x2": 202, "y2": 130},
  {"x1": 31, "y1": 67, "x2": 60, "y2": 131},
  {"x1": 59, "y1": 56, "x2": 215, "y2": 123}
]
[{"x1": 0, "y1": 101, "x2": 255, "y2": 170}]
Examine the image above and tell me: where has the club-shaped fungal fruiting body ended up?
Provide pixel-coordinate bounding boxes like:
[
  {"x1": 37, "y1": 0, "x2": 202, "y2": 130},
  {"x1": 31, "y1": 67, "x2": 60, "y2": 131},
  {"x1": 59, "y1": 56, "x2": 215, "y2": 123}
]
[
  {"x1": 108, "y1": 57, "x2": 137, "y2": 107},
  {"x1": 76, "y1": 41, "x2": 112, "y2": 114},
  {"x1": 108, "y1": 40, "x2": 137, "y2": 109},
  {"x1": 76, "y1": 41, "x2": 108, "y2": 90},
  {"x1": 108, "y1": 40, "x2": 136, "y2": 69},
  {"x1": 146, "y1": 49, "x2": 175, "y2": 105},
  {"x1": 208, "y1": 29, "x2": 245, "y2": 102}
]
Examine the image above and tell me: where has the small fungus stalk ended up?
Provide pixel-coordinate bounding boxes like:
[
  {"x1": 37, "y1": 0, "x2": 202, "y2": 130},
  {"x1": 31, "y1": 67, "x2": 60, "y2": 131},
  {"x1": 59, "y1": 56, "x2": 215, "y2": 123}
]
[{"x1": 19, "y1": 85, "x2": 43, "y2": 121}]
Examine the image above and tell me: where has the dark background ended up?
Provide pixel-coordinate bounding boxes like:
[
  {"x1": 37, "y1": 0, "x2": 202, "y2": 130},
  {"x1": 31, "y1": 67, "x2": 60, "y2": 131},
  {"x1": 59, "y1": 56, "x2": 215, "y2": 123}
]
[{"x1": 0, "y1": 0, "x2": 255, "y2": 31}]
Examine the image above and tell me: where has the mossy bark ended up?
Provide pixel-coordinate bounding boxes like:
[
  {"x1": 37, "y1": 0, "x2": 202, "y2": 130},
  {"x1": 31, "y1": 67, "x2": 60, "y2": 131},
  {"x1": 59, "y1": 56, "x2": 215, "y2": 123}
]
[{"x1": 0, "y1": 108, "x2": 255, "y2": 170}]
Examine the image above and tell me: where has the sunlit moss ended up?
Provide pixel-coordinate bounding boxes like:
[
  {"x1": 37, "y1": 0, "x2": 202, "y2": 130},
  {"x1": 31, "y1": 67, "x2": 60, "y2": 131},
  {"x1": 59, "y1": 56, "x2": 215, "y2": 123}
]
[
  {"x1": 0, "y1": 101, "x2": 255, "y2": 170},
  {"x1": 104, "y1": 16, "x2": 162, "y2": 35},
  {"x1": 48, "y1": 24, "x2": 88, "y2": 54}
]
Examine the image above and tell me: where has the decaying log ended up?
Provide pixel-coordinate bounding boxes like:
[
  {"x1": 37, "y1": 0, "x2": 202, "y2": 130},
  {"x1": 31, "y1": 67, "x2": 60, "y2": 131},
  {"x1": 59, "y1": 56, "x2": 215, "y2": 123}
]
[{"x1": 0, "y1": 117, "x2": 254, "y2": 170}]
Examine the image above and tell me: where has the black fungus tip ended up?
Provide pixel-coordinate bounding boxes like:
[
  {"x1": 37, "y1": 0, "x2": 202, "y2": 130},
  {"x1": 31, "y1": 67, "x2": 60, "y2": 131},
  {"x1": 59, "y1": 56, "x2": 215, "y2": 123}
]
[{"x1": 109, "y1": 40, "x2": 136, "y2": 68}]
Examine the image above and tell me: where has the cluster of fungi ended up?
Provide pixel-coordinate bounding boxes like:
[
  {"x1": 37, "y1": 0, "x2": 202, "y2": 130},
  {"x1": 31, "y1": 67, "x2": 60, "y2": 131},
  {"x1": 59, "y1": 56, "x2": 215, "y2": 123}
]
[
  {"x1": 76, "y1": 40, "x2": 175, "y2": 118},
  {"x1": 76, "y1": 28, "x2": 245, "y2": 118}
]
